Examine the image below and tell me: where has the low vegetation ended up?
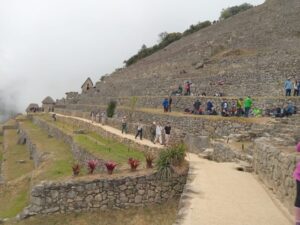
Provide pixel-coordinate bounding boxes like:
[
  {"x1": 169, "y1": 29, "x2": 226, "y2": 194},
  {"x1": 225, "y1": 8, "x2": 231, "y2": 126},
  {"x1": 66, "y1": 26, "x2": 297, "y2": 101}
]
[
  {"x1": 156, "y1": 144, "x2": 186, "y2": 179},
  {"x1": 106, "y1": 101, "x2": 117, "y2": 118},
  {"x1": 220, "y1": 3, "x2": 253, "y2": 20}
]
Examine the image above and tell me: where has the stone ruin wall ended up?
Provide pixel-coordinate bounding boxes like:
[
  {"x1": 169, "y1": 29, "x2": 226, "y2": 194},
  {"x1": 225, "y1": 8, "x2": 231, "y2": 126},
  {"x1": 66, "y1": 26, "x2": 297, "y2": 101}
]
[
  {"x1": 252, "y1": 138, "x2": 298, "y2": 213},
  {"x1": 55, "y1": 108, "x2": 253, "y2": 139},
  {"x1": 21, "y1": 170, "x2": 187, "y2": 217},
  {"x1": 58, "y1": 95, "x2": 300, "y2": 114}
]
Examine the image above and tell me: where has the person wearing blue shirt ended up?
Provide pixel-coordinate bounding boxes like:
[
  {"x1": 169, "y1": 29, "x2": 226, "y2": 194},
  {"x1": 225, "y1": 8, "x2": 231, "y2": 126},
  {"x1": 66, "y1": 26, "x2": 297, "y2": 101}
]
[
  {"x1": 284, "y1": 77, "x2": 293, "y2": 96},
  {"x1": 162, "y1": 98, "x2": 169, "y2": 112}
]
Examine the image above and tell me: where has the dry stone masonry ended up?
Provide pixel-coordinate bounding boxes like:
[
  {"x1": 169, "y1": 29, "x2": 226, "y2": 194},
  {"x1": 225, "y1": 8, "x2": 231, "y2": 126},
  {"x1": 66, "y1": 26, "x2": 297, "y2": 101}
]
[{"x1": 20, "y1": 170, "x2": 187, "y2": 218}]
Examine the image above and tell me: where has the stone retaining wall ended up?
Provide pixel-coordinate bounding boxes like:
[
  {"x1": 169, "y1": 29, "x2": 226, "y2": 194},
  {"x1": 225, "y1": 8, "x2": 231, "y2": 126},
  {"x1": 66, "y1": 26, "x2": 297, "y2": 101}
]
[
  {"x1": 211, "y1": 141, "x2": 253, "y2": 163},
  {"x1": 55, "y1": 108, "x2": 253, "y2": 139},
  {"x1": 59, "y1": 96, "x2": 300, "y2": 114},
  {"x1": 253, "y1": 137, "x2": 299, "y2": 213},
  {"x1": 18, "y1": 128, "x2": 43, "y2": 168},
  {"x1": 21, "y1": 170, "x2": 188, "y2": 217},
  {"x1": 31, "y1": 117, "x2": 108, "y2": 166}
]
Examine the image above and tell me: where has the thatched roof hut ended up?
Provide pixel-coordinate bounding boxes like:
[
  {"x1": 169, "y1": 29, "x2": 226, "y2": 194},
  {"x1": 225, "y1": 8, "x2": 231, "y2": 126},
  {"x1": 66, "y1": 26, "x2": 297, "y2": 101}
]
[
  {"x1": 42, "y1": 96, "x2": 55, "y2": 104},
  {"x1": 26, "y1": 103, "x2": 39, "y2": 112}
]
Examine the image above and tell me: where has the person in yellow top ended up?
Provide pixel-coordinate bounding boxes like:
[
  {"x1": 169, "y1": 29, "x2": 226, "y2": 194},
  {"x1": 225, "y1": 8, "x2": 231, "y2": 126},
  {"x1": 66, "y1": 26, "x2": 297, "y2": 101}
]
[{"x1": 237, "y1": 98, "x2": 244, "y2": 116}]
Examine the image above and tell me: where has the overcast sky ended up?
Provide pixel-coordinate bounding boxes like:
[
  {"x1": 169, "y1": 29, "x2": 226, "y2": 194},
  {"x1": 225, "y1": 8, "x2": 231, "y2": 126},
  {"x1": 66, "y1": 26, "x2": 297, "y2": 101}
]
[{"x1": 0, "y1": 0, "x2": 264, "y2": 112}]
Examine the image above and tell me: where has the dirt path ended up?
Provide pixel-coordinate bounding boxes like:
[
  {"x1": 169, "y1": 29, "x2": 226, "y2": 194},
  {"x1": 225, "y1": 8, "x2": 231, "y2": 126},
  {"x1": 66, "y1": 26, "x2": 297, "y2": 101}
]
[
  {"x1": 55, "y1": 113, "x2": 163, "y2": 149},
  {"x1": 176, "y1": 153, "x2": 293, "y2": 225}
]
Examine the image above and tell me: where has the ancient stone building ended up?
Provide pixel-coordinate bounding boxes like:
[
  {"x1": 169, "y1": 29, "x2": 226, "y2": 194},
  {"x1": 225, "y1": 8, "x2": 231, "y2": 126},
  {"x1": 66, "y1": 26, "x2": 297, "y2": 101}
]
[
  {"x1": 42, "y1": 96, "x2": 55, "y2": 112},
  {"x1": 81, "y1": 78, "x2": 93, "y2": 93},
  {"x1": 26, "y1": 103, "x2": 39, "y2": 113}
]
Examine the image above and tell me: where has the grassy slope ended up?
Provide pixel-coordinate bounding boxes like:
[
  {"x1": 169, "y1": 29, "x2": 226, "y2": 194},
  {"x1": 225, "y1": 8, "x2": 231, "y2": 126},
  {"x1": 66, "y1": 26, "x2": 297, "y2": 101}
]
[
  {"x1": 0, "y1": 119, "x2": 74, "y2": 219},
  {"x1": 3, "y1": 129, "x2": 34, "y2": 181},
  {"x1": 38, "y1": 114, "x2": 145, "y2": 169},
  {"x1": 0, "y1": 126, "x2": 33, "y2": 218},
  {"x1": 11, "y1": 199, "x2": 179, "y2": 225},
  {"x1": 20, "y1": 120, "x2": 74, "y2": 182}
]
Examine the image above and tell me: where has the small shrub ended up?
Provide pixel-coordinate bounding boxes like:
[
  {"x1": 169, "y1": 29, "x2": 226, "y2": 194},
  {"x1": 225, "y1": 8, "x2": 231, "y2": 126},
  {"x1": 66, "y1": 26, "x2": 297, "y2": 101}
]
[
  {"x1": 128, "y1": 158, "x2": 140, "y2": 171},
  {"x1": 156, "y1": 144, "x2": 186, "y2": 179},
  {"x1": 106, "y1": 101, "x2": 117, "y2": 118},
  {"x1": 105, "y1": 161, "x2": 117, "y2": 174},
  {"x1": 87, "y1": 159, "x2": 98, "y2": 174},
  {"x1": 144, "y1": 152, "x2": 155, "y2": 169},
  {"x1": 72, "y1": 163, "x2": 81, "y2": 176}
]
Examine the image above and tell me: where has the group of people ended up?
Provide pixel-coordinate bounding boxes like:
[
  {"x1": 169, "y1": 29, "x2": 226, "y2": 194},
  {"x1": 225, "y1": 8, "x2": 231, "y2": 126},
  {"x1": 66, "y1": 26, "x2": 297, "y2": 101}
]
[
  {"x1": 284, "y1": 77, "x2": 300, "y2": 96},
  {"x1": 265, "y1": 101, "x2": 296, "y2": 117},
  {"x1": 90, "y1": 110, "x2": 106, "y2": 125},
  {"x1": 184, "y1": 96, "x2": 254, "y2": 117},
  {"x1": 121, "y1": 116, "x2": 172, "y2": 146},
  {"x1": 172, "y1": 81, "x2": 192, "y2": 96}
]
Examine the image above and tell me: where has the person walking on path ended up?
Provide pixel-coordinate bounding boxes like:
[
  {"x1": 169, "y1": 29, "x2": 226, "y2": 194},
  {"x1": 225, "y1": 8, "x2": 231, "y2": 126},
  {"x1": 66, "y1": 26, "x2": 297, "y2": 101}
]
[
  {"x1": 90, "y1": 110, "x2": 95, "y2": 123},
  {"x1": 244, "y1": 96, "x2": 253, "y2": 117},
  {"x1": 154, "y1": 123, "x2": 163, "y2": 145},
  {"x1": 101, "y1": 112, "x2": 106, "y2": 125},
  {"x1": 168, "y1": 96, "x2": 173, "y2": 112},
  {"x1": 293, "y1": 142, "x2": 300, "y2": 225},
  {"x1": 285, "y1": 77, "x2": 293, "y2": 96},
  {"x1": 121, "y1": 116, "x2": 127, "y2": 134},
  {"x1": 162, "y1": 98, "x2": 169, "y2": 112},
  {"x1": 294, "y1": 79, "x2": 299, "y2": 96},
  {"x1": 135, "y1": 120, "x2": 143, "y2": 140},
  {"x1": 164, "y1": 122, "x2": 171, "y2": 146},
  {"x1": 150, "y1": 121, "x2": 156, "y2": 143}
]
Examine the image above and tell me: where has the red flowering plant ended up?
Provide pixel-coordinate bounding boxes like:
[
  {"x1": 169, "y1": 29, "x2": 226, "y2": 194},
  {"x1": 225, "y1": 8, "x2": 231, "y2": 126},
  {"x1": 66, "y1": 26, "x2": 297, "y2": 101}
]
[
  {"x1": 87, "y1": 159, "x2": 98, "y2": 174},
  {"x1": 105, "y1": 161, "x2": 117, "y2": 174},
  {"x1": 72, "y1": 163, "x2": 81, "y2": 176},
  {"x1": 128, "y1": 158, "x2": 140, "y2": 171}
]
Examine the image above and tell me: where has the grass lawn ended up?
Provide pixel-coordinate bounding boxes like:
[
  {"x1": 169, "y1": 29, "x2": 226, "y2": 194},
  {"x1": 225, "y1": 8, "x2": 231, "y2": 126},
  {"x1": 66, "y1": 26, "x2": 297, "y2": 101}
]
[
  {"x1": 75, "y1": 133, "x2": 145, "y2": 168},
  {"x1": 0, "y1": 179, "x2": 31, "y2": 218},
  {"x1": 37, "y1": 114, "x2": 146, "y2": 169},
  {"x1": 19, "y1": 120, "x2": 74, "y2": 183},
  {"x1": 3, "y1": 130, "x2": 34, "y2": 181}
]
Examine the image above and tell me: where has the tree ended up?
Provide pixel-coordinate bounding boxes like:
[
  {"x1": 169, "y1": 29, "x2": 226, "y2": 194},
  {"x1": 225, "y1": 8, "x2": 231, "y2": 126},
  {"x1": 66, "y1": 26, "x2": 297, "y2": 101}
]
[{"x1": 220, "y1": 3, "x2": 253, "y2": 20}]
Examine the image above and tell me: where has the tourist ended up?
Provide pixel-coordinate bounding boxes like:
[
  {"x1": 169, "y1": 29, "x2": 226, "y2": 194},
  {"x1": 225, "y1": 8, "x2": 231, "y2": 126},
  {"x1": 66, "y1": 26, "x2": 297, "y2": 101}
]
[
  {"x1": 244, "y1": 96, "x2": 253, "y2": 117},
  {"x1": 193, "y1": 99, "x2": 201, "y2": 114},
  {"x1": 101, "y1": 112, "x2": 106, "y2": 125},
  {"x1": 231, "y1": 100, "x2": 237, "y2": 116},
  {"x1": 293, "y1": 142, "x2": 300, "y2": 225},
  {"x1": 294, "y1": 79, "x2": 299, "y2": 96},
  {"x1": 121, "y1": 116, "x2": 127, "y2": 134},
  {"x1": 221, "y1": 99, "x2": 229, "y2": 117},
  {"x1": 206, "y1": 100, "x2": 213, "y2": 114},
  {"x1": 154, "y1": 123, "x2": 163, "y2": 145},
  {"x1": 95, "y1": 112, "x2": 100, "y2": 123},
  {"x1": 162, "y1": 98, "x2": 169, "y2": 113},
  {"x1": 284, "y1": 101, "x2": 295, "y2": 116},
  {"x1": 284, "y1": 77, "x2": 293, "y2": 96},
  {"x1": 90, "y1": 110, "x2": 95, "y2": 123},
  {"x1": 168, "y1": 96, "x2": 173, "y2": 112},
  {"x1": 52, "y1": 113, "x2": 56, "y2": 121},
  {"x1": 237, "y1": 98, "x2": 244, "y2": 116},
  {"x1": 164, "y1": 122, "x2": 171, "y2": 146},
  {"x1": 150, "y1": 121, "x2": 156, "y2": 143},
  {"x1": 185, "y1": 81, "x2": 191, "y2": 96},
  {"x1": 135, "y1": 120, "x2": 143, "y2": 140}
]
